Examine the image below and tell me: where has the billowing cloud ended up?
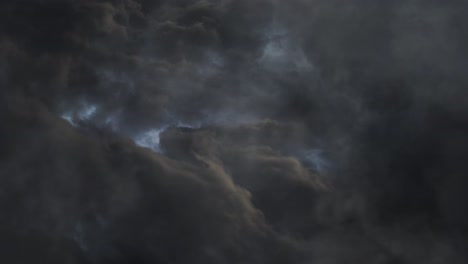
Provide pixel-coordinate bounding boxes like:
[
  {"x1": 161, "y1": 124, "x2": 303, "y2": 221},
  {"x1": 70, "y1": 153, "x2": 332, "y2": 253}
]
[{"x1": 1, "y1": 0, "x2": 468, "y2": 263}]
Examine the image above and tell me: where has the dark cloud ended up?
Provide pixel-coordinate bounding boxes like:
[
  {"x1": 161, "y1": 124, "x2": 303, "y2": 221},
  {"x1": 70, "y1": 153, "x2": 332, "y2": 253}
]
[
  {"x1": 0, "y1": 98, "x2": 303, "y2": 263},
  {"x1": 1, "y1": 0, "x2": 468, "y2": 263}
]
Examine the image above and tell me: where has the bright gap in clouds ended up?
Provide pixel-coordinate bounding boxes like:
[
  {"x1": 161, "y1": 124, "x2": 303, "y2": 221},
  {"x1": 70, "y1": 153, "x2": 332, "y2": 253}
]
[
  {"x1": 61, "y1": 103, "x2": 98, "y2": 126},
  {"x1": 134, "y1": 127, "x2": 166, "y2": 153}
]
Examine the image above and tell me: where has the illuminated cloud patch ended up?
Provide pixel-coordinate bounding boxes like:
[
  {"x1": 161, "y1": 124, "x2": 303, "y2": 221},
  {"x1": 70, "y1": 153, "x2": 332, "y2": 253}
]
[
  {"x1": 134, "y1": 127, "x2": 166, "y2": 152},
  {"x1": 303, "y1": 149, "x2": 331, "y2": 174},
  {"x1": 61, "y1": 103, "x2": 98, "y2": 126}
]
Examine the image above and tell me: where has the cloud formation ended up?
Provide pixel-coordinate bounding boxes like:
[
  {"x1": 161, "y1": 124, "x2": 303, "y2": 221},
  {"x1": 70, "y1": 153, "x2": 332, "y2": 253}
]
[{"x1": 1, "y1": 0, "x2": 468, "y2": 263}]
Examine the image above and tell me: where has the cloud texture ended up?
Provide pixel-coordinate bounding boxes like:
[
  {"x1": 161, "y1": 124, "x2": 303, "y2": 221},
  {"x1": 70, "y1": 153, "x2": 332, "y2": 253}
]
[{"x1": 1, "y1": 0, "x2": 468, "y2": 263}]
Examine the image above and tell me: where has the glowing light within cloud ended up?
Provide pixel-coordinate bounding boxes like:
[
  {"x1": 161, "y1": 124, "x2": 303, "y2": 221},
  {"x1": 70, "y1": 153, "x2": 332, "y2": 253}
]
[
  {"x1": 104, "y1": 110, "x2": 122, "y2": 131},
  {"x1": 259, "y1": 24, "x2": 313, "y2": 73},
  {"x1": 61, "y1": 112, "x2": 76, "y2": 126},
  {"x1": 303, "y1": 149, "x2": 331, "y2": 173},
  {"x1": 61, "y1": 104, "x2": 98, "y2": 126},
  {"x1": 135, "y1": 127, "x2": 167, "y2": 153},
  {"x1": 79, "y1": 105, "x2": 97, "y2": 120},
  {"x1": 133, "y1": 120, "x2": 201, "y2": 153},
  {"x1": 262, "y1": 36, "x2": 287, "y2": 60}
]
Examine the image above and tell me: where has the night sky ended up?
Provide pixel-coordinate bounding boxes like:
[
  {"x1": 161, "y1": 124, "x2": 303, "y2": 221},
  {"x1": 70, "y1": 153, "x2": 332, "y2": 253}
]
[{"x1": 1, "y1": 1, "x2": 468, "y2": 263}]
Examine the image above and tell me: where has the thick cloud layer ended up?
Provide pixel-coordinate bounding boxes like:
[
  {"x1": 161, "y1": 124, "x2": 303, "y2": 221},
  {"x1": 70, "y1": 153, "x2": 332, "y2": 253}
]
[{"x1": 1, "y1": 0, "x2": 468, "y2": 263}]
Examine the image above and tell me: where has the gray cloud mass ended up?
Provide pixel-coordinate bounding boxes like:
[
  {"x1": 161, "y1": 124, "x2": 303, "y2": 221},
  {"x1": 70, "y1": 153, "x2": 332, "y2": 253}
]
[{"x1": 1, "y1": 0, "x2": 468, "y2": 263}]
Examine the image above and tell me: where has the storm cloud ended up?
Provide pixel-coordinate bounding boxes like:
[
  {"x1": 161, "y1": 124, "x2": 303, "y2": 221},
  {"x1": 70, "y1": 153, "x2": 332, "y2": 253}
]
[{"x1": 1, "y1": 0, "x2": 468, "y2": 263}]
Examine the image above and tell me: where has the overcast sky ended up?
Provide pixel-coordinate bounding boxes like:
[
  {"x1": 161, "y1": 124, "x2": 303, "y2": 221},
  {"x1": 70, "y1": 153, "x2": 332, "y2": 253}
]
[{"x1": 1, "y1": 1, "x2": 468, "y2": 263}]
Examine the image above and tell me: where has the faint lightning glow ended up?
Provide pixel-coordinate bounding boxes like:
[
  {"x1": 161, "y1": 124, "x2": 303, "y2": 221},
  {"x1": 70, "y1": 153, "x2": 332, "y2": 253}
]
[
  {"x1": 134, "y1": 120, "x2": 202, "y2": 153},
  {"x1": 260, "y1": 26, "x2": 288, "y2": 65},
  {"x1": 259, "y1": 23, "x2": 313, "y2": 73},
  {"x1": 135, "y1": 127, "x2": 167, "y2": 153},
  {"x1": 61, "y1": 112, "x2": 76, "y2": 126},
  {"x1": 79, "y1": 104, "x2": 97, "y2": 120},
  {"x1": 61, "y1": 103, "x2": 98, "y2": 127},
  {"x1": 175, "y1": 120, "x2": 202, "y2": 129},
  {"x1": 262, "y1": 38, "x2": 287, "y2": 59},
  {"x1": 104, "y1": 110, "x2": 122, "y2": 131},
  {"x1": 303, "y1": 149, "x2": 331, "y2": 173}
]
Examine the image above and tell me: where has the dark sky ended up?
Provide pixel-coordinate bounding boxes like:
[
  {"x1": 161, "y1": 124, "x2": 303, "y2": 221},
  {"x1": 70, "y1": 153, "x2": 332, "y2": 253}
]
[{"x1": 1, "y1": 0, "x2": 468, "y2": 263}]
